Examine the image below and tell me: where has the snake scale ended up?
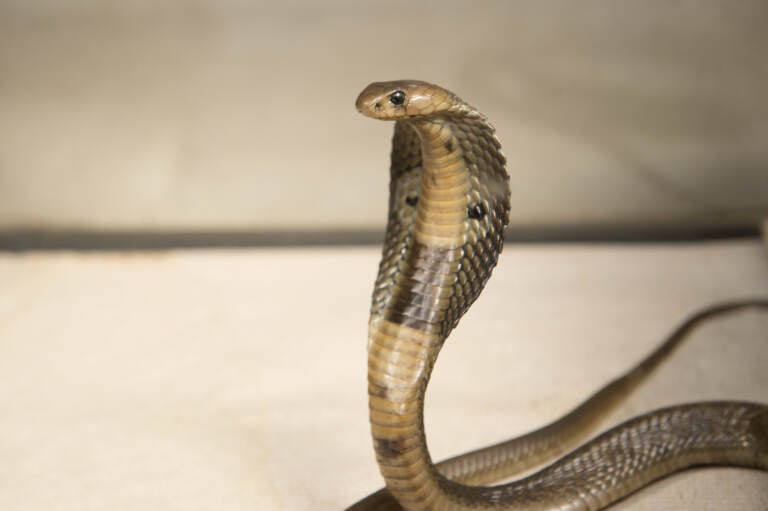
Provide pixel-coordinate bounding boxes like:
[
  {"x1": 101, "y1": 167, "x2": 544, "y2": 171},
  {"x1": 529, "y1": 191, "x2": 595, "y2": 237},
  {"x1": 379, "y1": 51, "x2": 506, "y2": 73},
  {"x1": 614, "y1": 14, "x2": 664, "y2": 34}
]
[{"x1": 349, "y1": 80, "x2": 768, "y2": 511}]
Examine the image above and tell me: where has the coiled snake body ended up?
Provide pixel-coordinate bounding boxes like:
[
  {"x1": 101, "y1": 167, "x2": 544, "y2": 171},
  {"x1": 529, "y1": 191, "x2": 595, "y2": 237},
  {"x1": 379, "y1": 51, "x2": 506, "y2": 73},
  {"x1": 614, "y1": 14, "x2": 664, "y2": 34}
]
[{"x1": 351, "y1": 80, "x2": 768, "y2": 510}]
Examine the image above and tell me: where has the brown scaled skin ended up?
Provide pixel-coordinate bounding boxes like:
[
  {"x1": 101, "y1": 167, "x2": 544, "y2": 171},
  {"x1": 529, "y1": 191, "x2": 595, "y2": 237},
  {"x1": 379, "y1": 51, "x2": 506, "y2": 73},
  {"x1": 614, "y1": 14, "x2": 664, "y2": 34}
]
[{"x1": 349, "y1": 79, "x2": 768, "y2": 511}]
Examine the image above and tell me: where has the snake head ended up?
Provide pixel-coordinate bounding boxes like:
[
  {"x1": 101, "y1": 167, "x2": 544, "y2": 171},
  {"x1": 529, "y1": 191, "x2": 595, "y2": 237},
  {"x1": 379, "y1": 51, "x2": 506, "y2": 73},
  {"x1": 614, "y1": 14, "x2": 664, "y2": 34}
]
[{"x1": 356, "y1": 80, "x2": 463, "y2": 120}]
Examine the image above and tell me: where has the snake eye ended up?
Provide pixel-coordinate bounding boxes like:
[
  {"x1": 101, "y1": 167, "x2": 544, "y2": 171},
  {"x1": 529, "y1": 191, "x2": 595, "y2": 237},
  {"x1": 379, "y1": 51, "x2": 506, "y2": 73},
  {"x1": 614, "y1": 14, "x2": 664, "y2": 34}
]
[{"x1": 389, "y1": 90, "x2": 406, "y2": 106}]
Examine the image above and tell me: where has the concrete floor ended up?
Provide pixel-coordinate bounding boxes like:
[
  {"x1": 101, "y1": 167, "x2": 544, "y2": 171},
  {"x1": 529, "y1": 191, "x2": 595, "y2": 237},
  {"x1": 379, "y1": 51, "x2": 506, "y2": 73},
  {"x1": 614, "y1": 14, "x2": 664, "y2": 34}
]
[{"x1": 1, "y1": 240, "x2": 766, "y2": 510}]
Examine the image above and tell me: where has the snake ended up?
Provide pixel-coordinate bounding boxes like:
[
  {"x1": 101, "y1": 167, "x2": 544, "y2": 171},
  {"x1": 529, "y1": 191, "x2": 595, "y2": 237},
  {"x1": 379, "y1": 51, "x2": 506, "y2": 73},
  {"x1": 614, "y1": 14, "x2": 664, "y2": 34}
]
[{"x1": 348, "y1": 79, "x2": 768, "y2": 511}]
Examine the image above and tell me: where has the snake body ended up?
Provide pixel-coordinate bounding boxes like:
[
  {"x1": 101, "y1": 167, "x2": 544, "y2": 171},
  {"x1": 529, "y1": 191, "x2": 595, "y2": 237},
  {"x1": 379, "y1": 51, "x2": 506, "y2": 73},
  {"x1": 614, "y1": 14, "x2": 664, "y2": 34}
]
[{"x1": 351, "y1": 80, "x2": 768, "y2": 511}]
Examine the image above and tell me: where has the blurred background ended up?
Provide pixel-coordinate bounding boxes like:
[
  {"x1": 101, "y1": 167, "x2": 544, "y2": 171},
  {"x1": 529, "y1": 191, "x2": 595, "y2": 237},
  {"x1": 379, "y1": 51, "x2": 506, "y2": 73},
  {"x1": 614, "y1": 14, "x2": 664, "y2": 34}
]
[{"x1": 1, "y1": 0, "x2": 767, "y2": 248}]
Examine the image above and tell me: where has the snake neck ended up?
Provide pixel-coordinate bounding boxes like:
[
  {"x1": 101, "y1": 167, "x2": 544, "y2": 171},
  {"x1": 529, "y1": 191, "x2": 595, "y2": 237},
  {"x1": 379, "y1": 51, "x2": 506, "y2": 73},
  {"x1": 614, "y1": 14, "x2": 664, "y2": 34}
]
[
  {"x1": 409, "y1": 119, "x2": 470, "y2": 249},
  {"x1": 367, "y1": 115, "x2": 507, "y2": 510}
]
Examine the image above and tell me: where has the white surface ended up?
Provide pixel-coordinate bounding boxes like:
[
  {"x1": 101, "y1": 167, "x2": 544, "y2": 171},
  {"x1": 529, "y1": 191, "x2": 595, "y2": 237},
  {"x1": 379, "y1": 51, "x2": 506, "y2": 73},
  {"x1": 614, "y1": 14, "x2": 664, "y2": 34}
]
[
  {"x1": 1, "y1": 240, "x2": 767, "y2": 510},
  {"x1": 1, "y1": 1, "x2": 767, "y2": 232}
]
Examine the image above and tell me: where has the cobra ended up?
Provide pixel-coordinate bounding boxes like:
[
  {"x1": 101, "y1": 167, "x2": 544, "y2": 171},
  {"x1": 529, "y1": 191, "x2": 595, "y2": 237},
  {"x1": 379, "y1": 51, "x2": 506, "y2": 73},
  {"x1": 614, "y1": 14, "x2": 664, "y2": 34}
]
[{"x1": 349, "y1": 79, "x2": 768, "y2": 511}]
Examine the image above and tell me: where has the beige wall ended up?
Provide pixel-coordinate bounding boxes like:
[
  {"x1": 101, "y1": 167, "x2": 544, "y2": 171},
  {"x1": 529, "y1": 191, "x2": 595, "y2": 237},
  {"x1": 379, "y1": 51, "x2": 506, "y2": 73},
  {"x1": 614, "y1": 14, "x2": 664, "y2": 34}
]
[{"x1": 1, "y1": 1, "x2": 767, "y2": 234}]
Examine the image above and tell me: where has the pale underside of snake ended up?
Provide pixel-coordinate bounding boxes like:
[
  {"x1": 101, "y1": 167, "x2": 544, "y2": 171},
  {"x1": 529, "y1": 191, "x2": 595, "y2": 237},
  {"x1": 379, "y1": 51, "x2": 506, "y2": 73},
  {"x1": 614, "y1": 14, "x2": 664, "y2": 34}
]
[{"x1": 348, "y1": 80, "x2": 768, "y2": 511}]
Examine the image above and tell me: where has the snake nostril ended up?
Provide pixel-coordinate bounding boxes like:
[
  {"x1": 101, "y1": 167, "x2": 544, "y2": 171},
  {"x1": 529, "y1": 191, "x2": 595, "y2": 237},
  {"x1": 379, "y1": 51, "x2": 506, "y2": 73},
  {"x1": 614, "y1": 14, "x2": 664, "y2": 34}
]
[{"x1": 374, "y1": 102, "x2": 382, "y2": 110}]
